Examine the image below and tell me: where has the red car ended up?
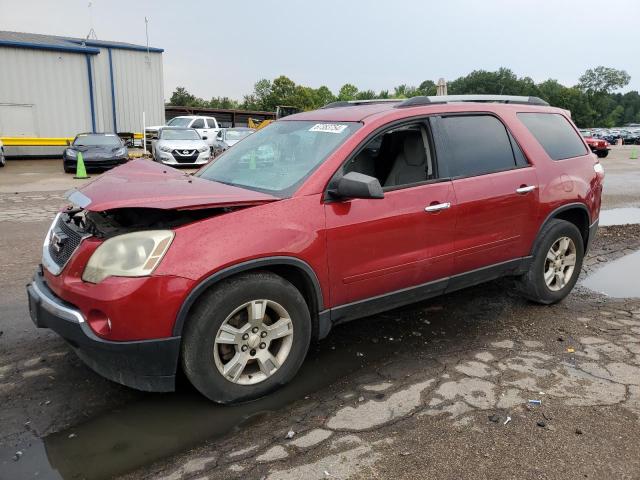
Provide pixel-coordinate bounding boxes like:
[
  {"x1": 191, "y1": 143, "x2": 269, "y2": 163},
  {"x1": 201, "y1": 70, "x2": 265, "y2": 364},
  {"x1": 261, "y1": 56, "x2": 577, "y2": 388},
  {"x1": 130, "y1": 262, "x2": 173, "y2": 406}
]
[
  {"x1": 27, "y1": 95, "x2": 604, "y2": 403},
  {"x1": 580, "y1": 129, "x2": 610, "y2": 158}
]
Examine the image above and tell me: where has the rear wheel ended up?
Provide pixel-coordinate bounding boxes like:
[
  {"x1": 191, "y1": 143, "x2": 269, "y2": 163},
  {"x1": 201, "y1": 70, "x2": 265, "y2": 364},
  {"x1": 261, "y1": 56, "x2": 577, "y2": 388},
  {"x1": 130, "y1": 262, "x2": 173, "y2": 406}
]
[
  {"x1": 182, "y1": 272, "x2": 311, "y2": 403},
  {"x1": 517, "y1": 219, "x2": 584, "y2": 304}
]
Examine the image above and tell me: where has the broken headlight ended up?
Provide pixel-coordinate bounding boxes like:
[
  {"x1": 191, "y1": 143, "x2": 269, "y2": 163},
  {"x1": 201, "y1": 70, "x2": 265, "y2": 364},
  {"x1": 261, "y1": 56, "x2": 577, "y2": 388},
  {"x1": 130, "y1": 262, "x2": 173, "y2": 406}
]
[{"x1": 82, "y1": 230, "x2": 174, "y2": 283}]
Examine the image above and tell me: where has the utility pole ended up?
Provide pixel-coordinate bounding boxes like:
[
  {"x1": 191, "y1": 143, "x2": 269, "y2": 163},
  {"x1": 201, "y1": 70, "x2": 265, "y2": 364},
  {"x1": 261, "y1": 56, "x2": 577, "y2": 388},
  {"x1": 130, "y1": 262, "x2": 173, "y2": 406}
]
[{"x1": 142, "y1": 17, "x2": 150, "y2": 154}]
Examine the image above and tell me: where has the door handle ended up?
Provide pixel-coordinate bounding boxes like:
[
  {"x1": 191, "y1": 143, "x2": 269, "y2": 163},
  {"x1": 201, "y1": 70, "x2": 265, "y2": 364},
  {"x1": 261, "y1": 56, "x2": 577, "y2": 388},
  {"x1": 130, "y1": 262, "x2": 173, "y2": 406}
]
[
  {"x1": 516, "y1": 185, "x2": 536, "y2": 194},
  {"x1": 425, "y1": 202, "x2": 451, "y2": 213}
]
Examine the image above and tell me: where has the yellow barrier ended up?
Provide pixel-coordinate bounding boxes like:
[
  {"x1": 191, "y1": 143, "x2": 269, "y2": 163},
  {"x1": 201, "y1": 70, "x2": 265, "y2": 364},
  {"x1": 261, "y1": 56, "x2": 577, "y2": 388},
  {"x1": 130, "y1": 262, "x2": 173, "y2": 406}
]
[
  {"x1": 1, "y1": 133, "x2": 144, "y2": 146},
  {"x1": 1, "y1": 137, "x2": 74, "y2": 146}
]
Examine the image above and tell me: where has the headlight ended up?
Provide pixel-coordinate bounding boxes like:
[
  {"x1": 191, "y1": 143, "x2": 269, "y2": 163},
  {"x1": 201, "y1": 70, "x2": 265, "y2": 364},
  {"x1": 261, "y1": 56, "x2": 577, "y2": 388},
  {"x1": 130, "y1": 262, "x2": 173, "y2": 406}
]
[
  {"x1": 115, "y1": 147, "x2": 127, "y2": 156},
  {"x1": 82, "y1": 230, "x2": 174, "y2": 283},
  {"x1": 66, "y1": 149, "x2": 77, "y2": 158},
  {"x1": 198, "y1": 145, "x2": 209, "y2": 153},
  {"x1": 159, "y1": 145, "x2": 172, "y2": 152}
]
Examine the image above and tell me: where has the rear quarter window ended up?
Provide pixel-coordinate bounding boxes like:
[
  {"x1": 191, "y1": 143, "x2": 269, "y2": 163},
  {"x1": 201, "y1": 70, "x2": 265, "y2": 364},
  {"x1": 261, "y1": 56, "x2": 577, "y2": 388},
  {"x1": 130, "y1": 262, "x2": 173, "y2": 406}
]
[{"x1": 518, "y1": 112, "x2": 587, "y2": 160}]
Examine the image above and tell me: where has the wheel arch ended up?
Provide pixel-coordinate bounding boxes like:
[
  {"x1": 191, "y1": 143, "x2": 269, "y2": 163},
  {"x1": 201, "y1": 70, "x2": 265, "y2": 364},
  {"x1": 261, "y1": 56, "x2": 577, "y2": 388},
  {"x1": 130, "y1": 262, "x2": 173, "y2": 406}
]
[
  {"x1": 532, "y1": 203, "x2": 591, "y2": 255},
  {"x1": 173, "y1": 256, "x2": 328, "y2": 340}
]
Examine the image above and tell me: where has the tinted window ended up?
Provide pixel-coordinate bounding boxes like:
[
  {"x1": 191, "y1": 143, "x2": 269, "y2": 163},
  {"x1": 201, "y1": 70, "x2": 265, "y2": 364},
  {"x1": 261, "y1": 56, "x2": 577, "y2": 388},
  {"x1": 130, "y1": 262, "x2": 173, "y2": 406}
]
[
  {"x1": 160, "y1": 129, "x2": 201, "y2": 140},
  {"x1": 166, "y1": 117, "x2": 191, "y2": 127},
  {"x1": 518, "y1": 113, "x2": 587, "y2": 160},
  {"x1": 508, "y1": 131, "x2": 529, "y2": 167},
  {"x1": 191, "y1": 119, "x2": 205, "y2": 129},
  {"x1": 74, "y1": 134, "x2": 121, "y2": 147},
  {"x1": 440, "y1": 115, "x2": 517, "y2": 177},
  {"x1": 206, "y1": 118, "x2": 217, "y2": 129}
]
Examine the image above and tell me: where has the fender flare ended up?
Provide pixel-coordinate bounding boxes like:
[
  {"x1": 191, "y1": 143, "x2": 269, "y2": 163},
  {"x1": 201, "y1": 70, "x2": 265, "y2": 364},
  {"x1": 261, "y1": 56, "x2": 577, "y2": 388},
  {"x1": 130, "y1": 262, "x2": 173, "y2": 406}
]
[
  {"x1": 530, "y1": 202, "x2": 591, "y2": 255},
  {"x1": 172, "y1": 256, "x2": 325, "y2": 337}
]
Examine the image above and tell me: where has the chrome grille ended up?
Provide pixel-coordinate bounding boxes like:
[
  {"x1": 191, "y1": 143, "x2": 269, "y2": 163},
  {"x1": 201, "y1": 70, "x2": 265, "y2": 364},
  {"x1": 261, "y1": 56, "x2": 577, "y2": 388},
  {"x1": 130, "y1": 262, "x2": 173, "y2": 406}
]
[{"x1": 47, "y1": 215, "x2": 84, "y2": 269}]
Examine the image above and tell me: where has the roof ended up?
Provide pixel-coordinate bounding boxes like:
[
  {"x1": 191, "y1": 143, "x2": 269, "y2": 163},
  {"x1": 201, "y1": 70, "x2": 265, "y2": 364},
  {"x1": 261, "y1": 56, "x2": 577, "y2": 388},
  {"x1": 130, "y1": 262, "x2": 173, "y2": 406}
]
[
  {"x1": 287, "y1": 97, "x2": 561, "y2": 123},
  {"x1": 0, "y1": 31, "x2": 163, "y2": 55}
]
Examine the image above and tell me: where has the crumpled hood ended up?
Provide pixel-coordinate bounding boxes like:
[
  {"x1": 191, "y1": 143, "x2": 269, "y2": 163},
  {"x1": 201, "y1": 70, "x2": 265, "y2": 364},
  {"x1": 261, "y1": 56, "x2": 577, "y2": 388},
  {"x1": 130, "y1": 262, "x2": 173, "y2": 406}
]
[{"x1": 66, "y1": 158, "x2": 278, "y2": 211}]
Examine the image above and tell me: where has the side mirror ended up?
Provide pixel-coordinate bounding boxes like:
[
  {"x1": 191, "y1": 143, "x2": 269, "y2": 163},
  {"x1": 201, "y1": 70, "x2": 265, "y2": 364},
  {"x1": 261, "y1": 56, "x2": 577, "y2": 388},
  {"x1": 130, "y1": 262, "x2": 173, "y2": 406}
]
[
  {"x1": 331, "y1": 172, "x2": 384, "y2": 200},
  {"x1": 202, "y1": 136, "x2": 208, "y2": 140}
]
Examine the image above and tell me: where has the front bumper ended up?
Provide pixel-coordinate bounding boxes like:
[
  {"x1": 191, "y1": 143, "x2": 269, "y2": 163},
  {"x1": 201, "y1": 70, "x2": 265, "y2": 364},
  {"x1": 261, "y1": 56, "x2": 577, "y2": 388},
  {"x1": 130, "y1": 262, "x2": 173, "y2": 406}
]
[
  {"x1": 156, "y1": 150, "x2": 210, "y2": 166},
  {"x1": 64, "y1": 157, "x2": 128, "y2": 169},
  {"x1": 26, "y1": 269, "x2": 180, "y2": 392}
]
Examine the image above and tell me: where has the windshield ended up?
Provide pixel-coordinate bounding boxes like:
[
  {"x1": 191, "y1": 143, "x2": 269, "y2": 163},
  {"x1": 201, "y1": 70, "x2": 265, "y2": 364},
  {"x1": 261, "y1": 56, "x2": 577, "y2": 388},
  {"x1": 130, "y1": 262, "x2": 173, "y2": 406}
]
[
  {"x1": 74, "y1": 134, "x2": 121, "y2": 147},
  {"x1": 197, "y1": 120, "x2": 360, "y2": 195},
  {"x1": 580, "y1": 130, "x2": 592, "y2": 137},
  {"x1": 225, "y1": 129, "x2": 253, "y2": 141},
  {"x1": 167, "y1": 117, "x2": 192, "y2": 127},
  {"x1": 160, "y1": 129, "x2": 201, "y2": 140}
]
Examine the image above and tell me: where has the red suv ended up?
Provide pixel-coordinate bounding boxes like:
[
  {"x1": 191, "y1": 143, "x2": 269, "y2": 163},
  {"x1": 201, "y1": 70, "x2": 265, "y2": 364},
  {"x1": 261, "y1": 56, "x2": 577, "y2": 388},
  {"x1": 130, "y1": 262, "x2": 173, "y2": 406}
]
[{"x1": 27, "y1": 95, "x2": 604, "y2": 403}]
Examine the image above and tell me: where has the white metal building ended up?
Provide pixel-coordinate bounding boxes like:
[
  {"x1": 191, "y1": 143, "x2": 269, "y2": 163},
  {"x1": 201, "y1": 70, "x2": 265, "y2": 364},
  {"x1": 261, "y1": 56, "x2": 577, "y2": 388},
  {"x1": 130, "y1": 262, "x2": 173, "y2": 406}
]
[{"x1": 0, "y1": 31, "x2": 165, "y2": 155}]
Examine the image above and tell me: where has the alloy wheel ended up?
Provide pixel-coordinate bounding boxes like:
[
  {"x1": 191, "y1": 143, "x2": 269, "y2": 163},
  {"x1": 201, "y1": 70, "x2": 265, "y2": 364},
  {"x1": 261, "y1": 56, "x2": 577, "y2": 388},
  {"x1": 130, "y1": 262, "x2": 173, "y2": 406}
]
[
  {"x1": 544, "y1": 236, "x2": 577, "y2": 291},
  {"x1": 213, "y1": 299, "x2": 294, "y2": 385}
]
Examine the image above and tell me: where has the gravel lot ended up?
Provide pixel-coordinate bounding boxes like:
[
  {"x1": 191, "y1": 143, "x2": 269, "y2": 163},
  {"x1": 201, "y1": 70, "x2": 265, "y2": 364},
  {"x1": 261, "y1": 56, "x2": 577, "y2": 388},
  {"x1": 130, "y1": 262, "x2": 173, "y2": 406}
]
[{"x1": 1, "y1": 146, "x2": 639, "y2": 480}]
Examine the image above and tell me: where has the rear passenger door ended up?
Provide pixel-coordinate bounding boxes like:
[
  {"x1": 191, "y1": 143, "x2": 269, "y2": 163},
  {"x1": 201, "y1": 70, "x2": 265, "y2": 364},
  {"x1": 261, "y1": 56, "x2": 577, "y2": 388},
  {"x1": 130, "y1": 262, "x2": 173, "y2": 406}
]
[{"x1": 435, "y1": 114, "x2": 539, "y2": 275}]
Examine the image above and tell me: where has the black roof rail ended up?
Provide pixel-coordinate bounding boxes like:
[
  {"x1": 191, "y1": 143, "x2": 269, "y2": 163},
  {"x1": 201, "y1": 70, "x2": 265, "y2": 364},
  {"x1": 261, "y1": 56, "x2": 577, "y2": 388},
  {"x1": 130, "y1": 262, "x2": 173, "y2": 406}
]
[
  {"x1": 321, "y1": 99, "x2": 401, "y2": 109},
  {"x1": 395, "y1": 95, "x2": 550, "y2": 108}
]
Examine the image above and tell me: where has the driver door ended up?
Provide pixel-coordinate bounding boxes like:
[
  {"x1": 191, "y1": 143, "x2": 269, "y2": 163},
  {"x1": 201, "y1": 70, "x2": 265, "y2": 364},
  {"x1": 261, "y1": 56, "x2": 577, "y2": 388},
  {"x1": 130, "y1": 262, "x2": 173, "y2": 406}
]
[{"x1": 324, "y1": 121, "x2": 457, "y2": 311}]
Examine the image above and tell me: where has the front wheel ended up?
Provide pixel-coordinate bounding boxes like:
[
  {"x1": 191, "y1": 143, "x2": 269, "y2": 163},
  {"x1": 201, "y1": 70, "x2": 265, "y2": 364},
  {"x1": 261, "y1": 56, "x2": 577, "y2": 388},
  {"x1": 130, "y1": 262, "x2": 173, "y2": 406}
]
[
  {"x1": 596, "y1": 150, "x2": 609, "y2": 158},
  {"x1": 517, "y1": 219, "x2": 584, "y2": 304},
  {"x1": 181, "y1": 272, "x2": 311, "y2": 403}
]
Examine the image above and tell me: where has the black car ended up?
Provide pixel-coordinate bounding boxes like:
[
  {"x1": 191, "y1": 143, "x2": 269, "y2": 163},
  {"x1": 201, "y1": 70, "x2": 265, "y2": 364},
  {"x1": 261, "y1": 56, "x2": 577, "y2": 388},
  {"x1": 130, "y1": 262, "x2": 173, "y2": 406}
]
[{"x1": 63, "y1": 133, "x2": 128, "y2": 173}]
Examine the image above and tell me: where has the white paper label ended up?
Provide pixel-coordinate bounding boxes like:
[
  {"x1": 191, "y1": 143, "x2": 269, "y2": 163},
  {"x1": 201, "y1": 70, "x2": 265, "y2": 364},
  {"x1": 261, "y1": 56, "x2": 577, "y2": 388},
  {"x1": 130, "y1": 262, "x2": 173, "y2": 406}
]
[{"x1": 309, "y1": 124, "x2": 348, "y2": 134}]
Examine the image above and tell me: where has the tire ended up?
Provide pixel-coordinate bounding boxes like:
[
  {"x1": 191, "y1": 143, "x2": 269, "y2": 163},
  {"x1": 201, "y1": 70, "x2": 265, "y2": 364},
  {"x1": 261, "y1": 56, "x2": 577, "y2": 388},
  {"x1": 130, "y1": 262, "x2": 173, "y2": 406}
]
[
  {"x1": 517, "y1": 219, "x2": 584, "y2": 304},
  {"x1": 181, "y1": 271, "x2": 311, "y2": 403},
  {"x1": 63, "y1": 163, "x2": 73, "y2": 174},
  {"x1": 0, "y1": 152, "x2": 5, "y2": 167},
  {"x1": 596, "y1": 150, "x2": 609, "y2": 158}
]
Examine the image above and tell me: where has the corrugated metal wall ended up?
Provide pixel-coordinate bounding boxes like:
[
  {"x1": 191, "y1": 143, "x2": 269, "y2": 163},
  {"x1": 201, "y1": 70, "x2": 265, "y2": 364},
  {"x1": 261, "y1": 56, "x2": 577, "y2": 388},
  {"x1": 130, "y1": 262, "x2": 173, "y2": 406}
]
[
  {"x1": 110, "y1": 49, "x2": 164, "y2": 133},
  {"x1": 0, "y1": 44, "x2": 164, "y2": 156},
  {"x1": 0, "y1": 46, "x2": 92, "y2": 155}
]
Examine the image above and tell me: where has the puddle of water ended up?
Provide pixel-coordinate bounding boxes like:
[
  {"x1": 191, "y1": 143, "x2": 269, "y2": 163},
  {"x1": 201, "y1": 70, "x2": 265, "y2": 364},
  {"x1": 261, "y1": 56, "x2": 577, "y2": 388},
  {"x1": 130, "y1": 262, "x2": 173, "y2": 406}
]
[
  {"x1": 599, "y1": 207, "x2": 640, "y2": 226},
  {"x1": 582, "y1": 250, "x2": 640, "y2": 298},
  {"x1": 2, "y1": 324, "x2": 406, "y2": 480}
]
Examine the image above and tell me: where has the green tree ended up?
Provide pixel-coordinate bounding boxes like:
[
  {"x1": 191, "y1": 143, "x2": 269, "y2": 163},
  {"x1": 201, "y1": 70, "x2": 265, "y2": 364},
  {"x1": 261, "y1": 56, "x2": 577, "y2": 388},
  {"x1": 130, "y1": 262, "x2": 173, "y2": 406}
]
[
  {"x1": 337, "y1": 84, "x2": 359, "y2": 101},
  {"x1": 578, "y1": 66, "x2": 631, "y2": 94},
  {"x1": 169, "y1": 86, "x2": 197, "y2": 106}
]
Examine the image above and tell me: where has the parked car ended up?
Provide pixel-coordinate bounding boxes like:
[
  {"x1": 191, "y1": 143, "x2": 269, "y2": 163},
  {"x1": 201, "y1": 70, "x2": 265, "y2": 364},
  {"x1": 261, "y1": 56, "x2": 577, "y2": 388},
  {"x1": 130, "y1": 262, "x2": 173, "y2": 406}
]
[
  {"x1": 152, "y1": 127, "x2": 211, "y2": 167},
  {"x1": 62, "y1": 133, "x2": 128, "y2": 173},
  {"x1": 27, "y1": 95, "x2": 604, "y2": 404},
  {"x1": 146, "y1": 116, "x2": 220, "y2": 151},
  {"x1": 212, "y1": 127, "x2": 255, "y2": 157},
  {"x1": 0, "y1": 138, "x2": 5, "y2": 167},
  {"x1": 579, "y1": 129, "x2": 610, "y2": 158}
]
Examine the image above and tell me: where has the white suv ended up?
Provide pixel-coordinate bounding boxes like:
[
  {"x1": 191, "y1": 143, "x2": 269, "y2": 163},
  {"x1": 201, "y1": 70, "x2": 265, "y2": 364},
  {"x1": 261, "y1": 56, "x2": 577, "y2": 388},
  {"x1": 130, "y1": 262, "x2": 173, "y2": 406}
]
[{"x1": 146, "y1": 116, "x2": 220, "y2": 150}]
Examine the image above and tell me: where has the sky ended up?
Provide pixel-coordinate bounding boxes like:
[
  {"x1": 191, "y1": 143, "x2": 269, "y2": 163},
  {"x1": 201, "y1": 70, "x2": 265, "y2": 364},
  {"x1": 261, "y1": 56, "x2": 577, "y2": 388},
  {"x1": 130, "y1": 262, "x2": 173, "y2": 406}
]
[{"x1": 2, "y1": 0, "x2": 639, "y2": 101}]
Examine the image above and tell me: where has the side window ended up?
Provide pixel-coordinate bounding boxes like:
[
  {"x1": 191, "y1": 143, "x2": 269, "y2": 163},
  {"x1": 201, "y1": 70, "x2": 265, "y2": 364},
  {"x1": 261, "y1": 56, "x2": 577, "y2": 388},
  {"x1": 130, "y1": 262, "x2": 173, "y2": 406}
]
[
  {"x1": 508, "y1": 131, "x2": 529, "y2": 167},
  {"x1": 517, "y1": 112, "x2": 587, "y2": 160},
  {"x1": 206, "y1": 118, "x2": 217, "y2": 129},
  {"x1": 440, "y1": 115, "x2": 518, "y2": 178},
  {"x1": 344, "y1": 123, "x2": 436, "y2": 189},
  {"x1": 191, "y1": 118, "x2": 205, "y2": 129}
]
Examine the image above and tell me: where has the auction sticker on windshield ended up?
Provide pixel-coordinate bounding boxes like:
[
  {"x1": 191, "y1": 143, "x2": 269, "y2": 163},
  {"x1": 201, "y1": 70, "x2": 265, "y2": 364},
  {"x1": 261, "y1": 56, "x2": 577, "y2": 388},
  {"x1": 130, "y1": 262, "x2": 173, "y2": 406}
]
[{"x1": 309, "y1": 124, "x2": 349, "y2": 134}]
